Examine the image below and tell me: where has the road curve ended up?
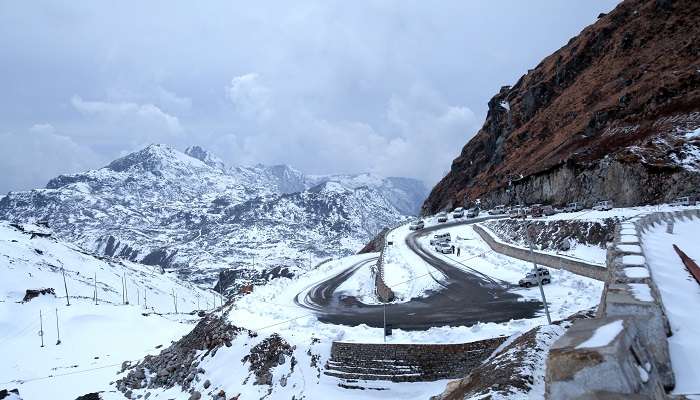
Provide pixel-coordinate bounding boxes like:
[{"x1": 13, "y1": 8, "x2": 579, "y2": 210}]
[{"x1": 294, "y1": 216, "x2": 542, "y2": 331}]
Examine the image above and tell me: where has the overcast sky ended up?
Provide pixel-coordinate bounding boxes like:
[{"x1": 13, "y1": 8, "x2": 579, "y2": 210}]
[{"x1": 0, "y1": 1, "x2": 620, "y2": 193}]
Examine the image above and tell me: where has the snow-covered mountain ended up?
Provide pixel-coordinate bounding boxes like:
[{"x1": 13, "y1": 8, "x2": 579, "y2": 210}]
[{"x1": 0, "y1": 144, "x2": 427, "y2": 292}]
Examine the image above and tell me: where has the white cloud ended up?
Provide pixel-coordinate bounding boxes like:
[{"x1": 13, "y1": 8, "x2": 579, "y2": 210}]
[
  {"x1": 226, "y1": 73, "x2": 272, "y2": 121},
  {"x1": 71, "y1": 95, "x2": 183, "y2": 134},
  {"x1": 0, "y1": 125, "x2": 103, "y2": 193},
  {"x1": 29, "y1": 123, "x2": 56, "y2": 134},
  {"x1": 224, "y1": 79, "x2": 479, "y2": 185}
]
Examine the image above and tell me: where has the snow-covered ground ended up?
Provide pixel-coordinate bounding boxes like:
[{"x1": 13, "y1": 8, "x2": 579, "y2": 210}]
[
  {"x1": 0, "y1": 223, "x2": 217, "y2": 399},
  {"x1": 642, "y1": 218, "x2": 700, "y2": 397},
  {"x1": 382, "y1": 222, "x2": 443, "y2": 302},
  {"x1": 529, "y1": 204, "x2": 698, "y2": 222}
]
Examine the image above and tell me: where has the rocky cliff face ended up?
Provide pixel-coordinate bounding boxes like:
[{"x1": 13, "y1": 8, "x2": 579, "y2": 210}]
[{"x1": 424, "y1": 0, "x2": 700, "y2": 213}]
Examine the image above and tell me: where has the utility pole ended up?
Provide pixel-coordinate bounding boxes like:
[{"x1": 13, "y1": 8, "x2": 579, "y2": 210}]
[
  {"x1": 144, "y1": 288, "x2": 147, "y2": 310},
  {"x1": 55, "y1": 308, "x2": 61, "y2": 345},
  {"x1": 61, "y1": 267, "x2": 70, "y2": 306},
  {"x1": 124, "y1": 274, "x2": 129, "y2": 305},
  {"x1": 383, "y1": 303, "x2": 387, "y2": 343},
  {"x1": 172, "y1": 289, "x2": 178, "y2": 314},
  {"x1": 93, "y1": 272, "x2": 98, "y2": 305},
  {"x1": 39, "y1": 310, "x2": 44, "y2": 348},
  {"x1": 121, "y1": 275, "x2": 125, "y2": 304},
  {"x1": 527, "y1": 224, "x2": 551, "y2": 324}
]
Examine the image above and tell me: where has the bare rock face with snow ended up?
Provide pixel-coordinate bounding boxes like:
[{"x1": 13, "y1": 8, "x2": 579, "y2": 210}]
[
  {"x1": 0, "y1": 144, "x2": 427, "y2": 292},
  {"x1": 424, "y1": 0, "x2": 700, "y2": 212}
]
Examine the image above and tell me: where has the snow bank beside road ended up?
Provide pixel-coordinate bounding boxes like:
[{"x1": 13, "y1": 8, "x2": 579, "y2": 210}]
[
  {"x1": 382, "y1": 223, "x2": 443, "y2": 302},
  {"x1": 642, "y1": 219, "x2": 700, "y2": 396}
]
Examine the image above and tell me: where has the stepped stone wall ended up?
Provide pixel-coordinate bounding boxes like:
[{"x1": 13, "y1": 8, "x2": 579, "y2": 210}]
[{"x1": 325, "y1": 337, "x2": 506, "y2": 382}]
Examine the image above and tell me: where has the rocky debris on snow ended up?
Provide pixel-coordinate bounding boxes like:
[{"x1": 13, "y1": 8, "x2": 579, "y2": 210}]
[
  {"x1": 432, "y1": 324, "x2": 567, "y2": 399},
  {"x1": 357, "y1": 227, "x2": 388, "y2": 254},
  {"x1": 116, "y1": 313, "x2": 244, "y2": 395},
  {"x1": 423, "y1": 0, "x2": 700, "y2": 213},
  {"x1": 0, "y1": 389, "x2": 21, "y2": 400},
  {"x1": 213, "y1": 265, "x2": 295, "y2": 297},
  {"x1": 483, "y1": 218, "x2": 616, "y2": 251},
  {"x1": 432, "y1": 310, "x2": 595, "y2": 400},
  {"x1": 21, "y1": 287, "x2": 56, "y2": 302},
  {"x1": 74, "y1": 393, "x2": 101, "y2": 400},
  {"x1": 242, "y1": 333, "x2": 295, "y2": 386}
]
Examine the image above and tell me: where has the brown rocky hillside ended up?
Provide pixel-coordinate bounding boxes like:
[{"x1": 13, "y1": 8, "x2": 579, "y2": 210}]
[{"x1": 423, "y1": 0, "x2": 700, "y2": 214}]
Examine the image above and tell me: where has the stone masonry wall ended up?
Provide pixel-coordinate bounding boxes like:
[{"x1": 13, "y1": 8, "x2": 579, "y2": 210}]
[{"x1": 325, "y1": 337, "x2": 507, "y2": 382}]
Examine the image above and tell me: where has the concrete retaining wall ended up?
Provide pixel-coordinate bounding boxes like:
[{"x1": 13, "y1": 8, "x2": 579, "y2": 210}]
[
  {"x1": 545, "y1": 207, "x2": 700, "y2": 398},
  {"x1": 472, "y1": 224, "x2": 607, "y2": 281},
  {"x1": 325, "y1": 337, "x2": 506, "y2": 382}
]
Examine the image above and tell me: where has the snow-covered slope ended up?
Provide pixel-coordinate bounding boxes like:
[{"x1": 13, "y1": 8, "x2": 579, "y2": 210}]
[
  {"x1": 0, "y1": 144, "x2": 427, "y2": 292},
  {"x1": 0, "y1": 222, "x2": 217, "y2": 399}
]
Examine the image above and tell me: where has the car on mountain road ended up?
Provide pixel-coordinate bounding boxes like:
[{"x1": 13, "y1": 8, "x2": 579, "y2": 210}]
[
  {"x1": 430, "y1": 232, "x2": 451, "y2": 245},
  {"x1": 452, "y1": 207, "x2": 464, "y2": 218},
  {"x1": 437, "y1": 212, "x2": 448, "y2": 223},
  {"x1": 466, "y1": 208, "x2": 479, "y2": 218},
  {"x1": 530, "y1": 204, "x2": 543, "y2": 218},
  {"x1": 518, "y1": 268, "x2": 551, "y2": 288},
  {"x1": 488, "y1": 205, "x2": 506, "y2": 215},
  {"x1": 565, "y1": 202, "x2": 584, "y2": 212},
  {"x1": 593, "y1": 200, "x2": 613, "y2": 211},
  {"x1": 542, "y1": 205, "x2": 556, "y2": 216},
  {"x1": 409, "y1": 220, "x2": 425, "y2": 230},
  {"x1": 434, "y1": 242, "x2": 454, "y2": 254}
]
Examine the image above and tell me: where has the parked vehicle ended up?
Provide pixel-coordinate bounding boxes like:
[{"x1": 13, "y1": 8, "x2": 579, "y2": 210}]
[
  {"x1": 437, "y1": 212, "x2": 448, "y2": 223},
  {"x1": 530, "y1": 204, "x2": 543, "y2": 218},
  {"x1": 518, "y1": 268, "x2": 551, "y2": 288},
  {"x1": 409, "y1": 220, "x2": 425, "y2": 230},
  {"x1": 430, "y1": 232, "x2": 451, "y2": 245},
  {"x1": 671, "y1": 196, "x2": 696, "y2": 206},
  {"x1": 452, "y1": 207, "x2": 464, "y2": 218},
  {"x1": 565, "y1": 202, "x2": 583, "y2": 212},
  {"x1": 434, "y1": 242, "x2": 453, "y2": 254},
  {"x1": 508, "y1": 207, "x2": 526, "y2": 219},
  {"x1": 593, "y1": 200, "x2": 614, "y2": 211},
  {"x1": 542, "y1": 205, "x2": 556, "y2": 216},
  {"x1": 488, "y1": 205, "x2": 507, "y2": 215},
  {"x1": 466, "y1": 207, "x2": 479, "y2": 218}
]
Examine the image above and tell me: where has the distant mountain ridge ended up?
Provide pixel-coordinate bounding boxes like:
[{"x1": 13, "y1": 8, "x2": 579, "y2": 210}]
[{"x1": 0, "y1": 144, "x2": 427, "y2": 292}]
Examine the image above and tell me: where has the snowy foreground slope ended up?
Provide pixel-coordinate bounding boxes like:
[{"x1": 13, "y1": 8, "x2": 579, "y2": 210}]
[
  {"x1": 0, "y1": 144, "x2": 427, "y2": 292},
  {"x1": 0, "y1": 222, "x2": 218, "y2": 399}
]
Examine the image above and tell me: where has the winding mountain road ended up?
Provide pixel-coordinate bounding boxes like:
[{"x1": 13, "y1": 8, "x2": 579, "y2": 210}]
[{"x1": 295, "y1": 216, "x2": 541, "y2": 330}]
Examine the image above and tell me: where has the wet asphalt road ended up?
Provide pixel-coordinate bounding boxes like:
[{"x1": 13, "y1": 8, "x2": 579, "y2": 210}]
[{"x1": 294, "y1": 216, "x2": 541, "y2": 331}]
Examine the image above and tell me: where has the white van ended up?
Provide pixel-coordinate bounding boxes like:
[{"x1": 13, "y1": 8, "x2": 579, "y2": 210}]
[{"x1": 593, "y1": 200, "x2": 613, "y2": 211}]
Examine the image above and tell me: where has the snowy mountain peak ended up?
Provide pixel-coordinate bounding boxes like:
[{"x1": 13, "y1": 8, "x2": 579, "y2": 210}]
[
  {"x1": 184, "y1": 145, "x2": 226, "y2": 171},
  {"x1": 106, "y1": 143, "x2": 211, "y2": 174}
]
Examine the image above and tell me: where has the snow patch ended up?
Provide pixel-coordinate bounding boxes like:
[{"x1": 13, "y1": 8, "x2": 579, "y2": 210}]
[{"x1": 576, "y1": 320, "x2": 624, "y2": 349}]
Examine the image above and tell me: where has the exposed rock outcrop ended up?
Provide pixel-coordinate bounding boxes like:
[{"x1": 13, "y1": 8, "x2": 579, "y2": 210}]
[
  {"x1": 116, "y1": 313, "x2": 245, "y2": 395},
  {"x1": 483, "y1": 218, "x2": 617, "y2": 251},
  {"x1": 424, "y1": 0, "x2": 700, "y2": 213}
]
